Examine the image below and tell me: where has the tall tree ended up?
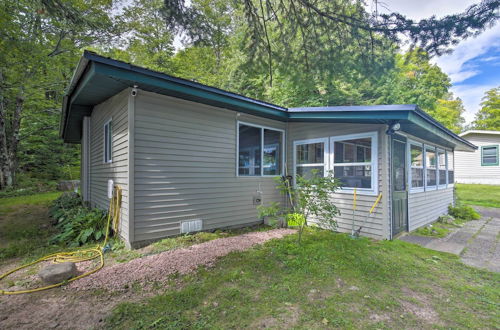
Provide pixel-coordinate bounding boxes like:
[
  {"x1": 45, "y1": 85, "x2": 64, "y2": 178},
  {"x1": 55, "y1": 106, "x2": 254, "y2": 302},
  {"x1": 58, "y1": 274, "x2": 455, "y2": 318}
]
[
  {"x1": 432, "y1": 96, "x2": 466, "y2": 134},
  {"x1": 473, "y1": 87, "x2": 500, "y2": 130},
  {"x1": 0, "y1": 0, "x2": 115, "y2": 189}
]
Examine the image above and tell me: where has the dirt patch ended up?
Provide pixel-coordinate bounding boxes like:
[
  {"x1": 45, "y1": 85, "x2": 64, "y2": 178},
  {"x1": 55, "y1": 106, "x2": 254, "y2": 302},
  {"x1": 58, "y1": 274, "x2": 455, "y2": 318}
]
[
  {"x1": 251, "y1": 305, "x2": 301, "y2": 329},
  {"x1": 0, "y1": 229, "x2": 295, "y2": 329},
  {"x1": 400, "y1": 287, "x2": 442, "y2": 325},
  {"x1": 68, "y1": 229, "x2": 295, "y2": 291}
]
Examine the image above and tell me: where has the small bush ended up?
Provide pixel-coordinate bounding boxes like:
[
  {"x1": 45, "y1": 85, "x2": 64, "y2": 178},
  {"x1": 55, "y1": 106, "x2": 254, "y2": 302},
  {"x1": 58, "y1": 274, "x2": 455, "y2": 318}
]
[
  {"x1": 49, "y1": 193, "x2": 109, "y2": 247},
  {"x1": 448, "y1": 205, "x2": 481, "y2": 221}
]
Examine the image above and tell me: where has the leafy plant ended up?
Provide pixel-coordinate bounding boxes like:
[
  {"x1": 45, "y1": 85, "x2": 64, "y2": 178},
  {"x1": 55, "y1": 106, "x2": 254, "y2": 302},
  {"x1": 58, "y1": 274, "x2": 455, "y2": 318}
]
[
  {"x1": 49, "y1": 192, "x2": 109, "y2": 246},
  {"x1": 258, "y1": 170, "x2": 341, "y2": 243},
  {"x1": 448, "y1": 204, "x2": 481, "y2": 221}
]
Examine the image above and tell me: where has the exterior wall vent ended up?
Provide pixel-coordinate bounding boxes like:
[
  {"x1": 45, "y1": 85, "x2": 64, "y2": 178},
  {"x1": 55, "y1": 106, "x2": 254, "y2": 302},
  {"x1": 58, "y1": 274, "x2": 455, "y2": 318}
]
[{"x1": 180, "y1": 219, "x2": 203, "y2": 234}]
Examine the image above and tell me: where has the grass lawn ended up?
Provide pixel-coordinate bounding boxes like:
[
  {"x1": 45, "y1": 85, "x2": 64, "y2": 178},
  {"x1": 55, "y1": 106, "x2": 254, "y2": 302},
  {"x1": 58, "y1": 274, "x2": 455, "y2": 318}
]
[
  {"x1": 0, "y1": 192, "x2": 62, "y2": 261},
  {"x1": 455, "y1": 183, "x2": 500, "y2": 208},
  {"x1": 107, "y1": 229, "x2": 500, "y2": 329}
]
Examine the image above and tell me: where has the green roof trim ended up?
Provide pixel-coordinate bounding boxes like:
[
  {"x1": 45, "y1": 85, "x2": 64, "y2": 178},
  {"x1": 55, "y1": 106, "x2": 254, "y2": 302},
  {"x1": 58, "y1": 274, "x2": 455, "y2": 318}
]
[{"x1": 60, "y1": 51, "x2": 476, "y2": 152}]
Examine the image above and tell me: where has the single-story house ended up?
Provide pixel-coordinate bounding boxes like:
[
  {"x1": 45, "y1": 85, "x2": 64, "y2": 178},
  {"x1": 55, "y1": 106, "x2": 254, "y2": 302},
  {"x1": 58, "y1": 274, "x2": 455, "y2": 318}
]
[
  {"x1": 455, "y1": 130, "x2": 500, "y2": 185},
  {"x1": 60, "y1": 51, "x2": 476, "y2": 248}
]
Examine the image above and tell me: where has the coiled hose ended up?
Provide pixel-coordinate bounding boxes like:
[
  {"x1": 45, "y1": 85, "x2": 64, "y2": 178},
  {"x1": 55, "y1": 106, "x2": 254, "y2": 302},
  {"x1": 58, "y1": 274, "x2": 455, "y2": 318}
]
[{"x1": 0, "y1": 186, "x2": 122, "y2": 295}]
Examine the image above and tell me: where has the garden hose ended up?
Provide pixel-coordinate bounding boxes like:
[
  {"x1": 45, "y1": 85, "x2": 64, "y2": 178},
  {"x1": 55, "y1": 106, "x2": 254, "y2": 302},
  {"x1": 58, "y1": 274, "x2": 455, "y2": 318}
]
[{"x1": 0, "y1": 186, "x2": 122, "y2": 295}]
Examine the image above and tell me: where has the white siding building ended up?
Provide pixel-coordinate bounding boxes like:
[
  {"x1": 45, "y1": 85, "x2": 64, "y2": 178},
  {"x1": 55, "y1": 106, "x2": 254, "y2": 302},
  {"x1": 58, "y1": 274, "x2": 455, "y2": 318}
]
[{"x1": 455, "y1": 130, "x2": 500, "y2": 185}]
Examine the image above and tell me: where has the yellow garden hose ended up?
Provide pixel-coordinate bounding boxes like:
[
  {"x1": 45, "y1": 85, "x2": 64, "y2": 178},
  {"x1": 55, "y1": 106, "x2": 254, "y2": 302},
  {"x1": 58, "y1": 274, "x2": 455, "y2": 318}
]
[{"x1": 0, "y1": 186, "x2": 122, "y2": 295}]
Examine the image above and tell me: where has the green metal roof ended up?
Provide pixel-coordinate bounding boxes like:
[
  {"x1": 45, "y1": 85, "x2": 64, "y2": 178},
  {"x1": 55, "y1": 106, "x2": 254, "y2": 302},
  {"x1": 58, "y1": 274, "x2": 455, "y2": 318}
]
[{"x1": 60, "y1": 51, "x2": 476, "y2": 151}]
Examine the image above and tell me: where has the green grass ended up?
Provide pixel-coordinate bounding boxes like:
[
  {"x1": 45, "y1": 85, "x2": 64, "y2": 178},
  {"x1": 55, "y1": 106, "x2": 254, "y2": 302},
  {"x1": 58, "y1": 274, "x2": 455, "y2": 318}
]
[
  {"x1": 0, "y1": 192, "x2": 62, "y2": 261},
  {"x1": 107, "y1": 229, "x2": 500, "y2": 329},
  {"x1": 456, "y1": 184, "x2": 500, "y2": 208},
  {"x1": 413, "y1": 222, "x2": 451, "y2": 238}
]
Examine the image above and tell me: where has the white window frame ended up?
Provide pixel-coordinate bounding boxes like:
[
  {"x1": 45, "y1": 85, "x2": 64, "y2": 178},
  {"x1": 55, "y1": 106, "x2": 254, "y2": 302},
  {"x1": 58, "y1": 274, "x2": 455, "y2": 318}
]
[
  {"x1": 236, "y1": 121, "x2": 285, "y2": 177},
  {"x1": 330, "y1": 131, "x2": 378, "y2": 196},
  {"x1": 447, "y1": 150, "x2": 454, "y2": 187},
  {"x1": 408, "y1": 140, "x2": 425, "y2": 193},
  {"x1": 293, "y1": 137, "x2": 329, "y2": 186},
  {"x1": 437, "y1": 148, "x2": 447, "y2": 189},
  {"x1": 103, "y1": 118, "x2": 112, "y2": 164},
  {"x1": 424, "y1": 144, "x2": 437, "y2": 190}
]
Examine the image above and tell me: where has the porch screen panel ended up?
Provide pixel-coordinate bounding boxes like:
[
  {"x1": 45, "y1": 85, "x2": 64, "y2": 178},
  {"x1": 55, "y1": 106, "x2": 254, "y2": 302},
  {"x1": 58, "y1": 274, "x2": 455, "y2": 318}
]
[
  {"x1": 438, "y1": 149, "x2": 446, "y2": 185},
  {"x1": 263, "y1": 129, "x2": 282, "y2": 175},
  {"x1": 333, "y1": 137, "x2": 372, "y2": 189},
  {"x1": 425, "y1": 146, "x2": 437, "y2": 187},
  {"x1": 295, "y1": 142, "x2": 326, "y2": 180},
  {"x1": 410, "y1": 144, "x2": 424, "y2": 188},
  {"x1": 447, "y1": 151, "x2": 454, "y2": 184}
]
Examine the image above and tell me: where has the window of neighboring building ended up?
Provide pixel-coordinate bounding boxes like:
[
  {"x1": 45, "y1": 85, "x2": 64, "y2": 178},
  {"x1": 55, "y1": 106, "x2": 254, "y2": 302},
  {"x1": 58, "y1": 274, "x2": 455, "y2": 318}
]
[
  {"x1": 331, "y1": 132, "x2": 378, "y2": 193},
  {"x1": 103, "y1": 119, "x2": 113, "y2": 163},
  {"x1": 238, "y1": 122, "x2": 283, "y2": 176},
  {"x1": 294, "y1": 138, "x2": 328, "y2": 181},
  {"x1": 410, "y1": 143, "x2": 424, "y2": 190},
  {"x1": 438, "y1": 149, "x2": 447, "y2": 186},
  {"x1": 425, "y1": 145, "x2": 437, "y2": 188},
  {"x1": 447, "y1": 150, "x2": 454, "y2": 185},
  {"x1": 481, "y1": 145, "x2": 499, "y2": 166}
]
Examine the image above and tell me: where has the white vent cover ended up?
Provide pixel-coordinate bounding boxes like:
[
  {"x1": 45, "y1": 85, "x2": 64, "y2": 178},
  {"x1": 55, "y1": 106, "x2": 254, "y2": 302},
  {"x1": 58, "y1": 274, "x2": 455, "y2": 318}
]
[{"x1": 180, "y1": 219, "x2": 203, "y2": 234}]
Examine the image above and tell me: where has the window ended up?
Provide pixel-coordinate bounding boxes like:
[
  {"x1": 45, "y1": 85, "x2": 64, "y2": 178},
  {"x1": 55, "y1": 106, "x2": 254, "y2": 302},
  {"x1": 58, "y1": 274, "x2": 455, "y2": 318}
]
[
  {"x1": 438, "y1": 149, "x2": 446, "y2": 186},
  {"x1": 410, "y1": 143, "x2": 424, "y2": 189},
  {"x1": 294, "y1": 138, "x2": 328, "y2": 180},
  {"x1": 481, "y1": 145, "x2": 499, "y2": 166},
  {"x1": 447, "y1": 150, "x2": 454, "y2": 184},
  {"x1": 425, "y1": 146, "x2": 437, "y2": 188},
  {"x1": 103, "y1": 120, "x2": 112, "y2": 163},
  {"x1": 331, "y1": 132, "x2": 377, "y2": 192},
  {"x1": 238, "y1": 122, "x2": 283, "y2": 176}
]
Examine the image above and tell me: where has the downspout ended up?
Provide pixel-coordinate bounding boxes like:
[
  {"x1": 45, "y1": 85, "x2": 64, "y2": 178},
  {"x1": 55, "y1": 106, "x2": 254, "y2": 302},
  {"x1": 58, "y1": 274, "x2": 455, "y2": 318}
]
[{"x1": 126, "y1": 87, "x2": 137, "y2": 248}]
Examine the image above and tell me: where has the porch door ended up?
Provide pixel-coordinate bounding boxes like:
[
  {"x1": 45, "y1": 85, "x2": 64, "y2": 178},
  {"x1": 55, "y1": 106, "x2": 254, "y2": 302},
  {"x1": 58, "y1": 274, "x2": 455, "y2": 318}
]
[{"x1": 391, "y1": 136, "x2": 408, "y2": 236}]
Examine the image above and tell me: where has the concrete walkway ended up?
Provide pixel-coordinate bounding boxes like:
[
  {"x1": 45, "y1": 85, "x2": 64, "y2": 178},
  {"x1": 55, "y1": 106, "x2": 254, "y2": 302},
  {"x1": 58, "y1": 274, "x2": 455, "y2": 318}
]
[{"x1": 400, "y1": 207, "x2": 500, "y2": 273}]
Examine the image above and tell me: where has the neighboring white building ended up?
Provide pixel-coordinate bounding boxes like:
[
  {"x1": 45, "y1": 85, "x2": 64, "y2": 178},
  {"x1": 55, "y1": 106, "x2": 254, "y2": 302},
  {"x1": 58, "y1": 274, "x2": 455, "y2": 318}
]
[{"x1": 455, "y1": 130, "x2": 500, "y2": 185}]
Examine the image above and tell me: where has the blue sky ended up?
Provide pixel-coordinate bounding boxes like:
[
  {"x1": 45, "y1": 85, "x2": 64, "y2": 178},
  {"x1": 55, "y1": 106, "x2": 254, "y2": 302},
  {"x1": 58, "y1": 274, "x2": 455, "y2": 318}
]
[{"x1": 376, "y1": 0, "x2": 500, "y2": 123}]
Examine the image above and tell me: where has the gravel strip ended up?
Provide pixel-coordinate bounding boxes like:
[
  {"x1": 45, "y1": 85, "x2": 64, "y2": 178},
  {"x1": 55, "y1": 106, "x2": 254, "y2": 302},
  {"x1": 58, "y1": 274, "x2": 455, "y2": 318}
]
[{"x1": 68, "y1": 228, "x2": 295, "y2": 291}]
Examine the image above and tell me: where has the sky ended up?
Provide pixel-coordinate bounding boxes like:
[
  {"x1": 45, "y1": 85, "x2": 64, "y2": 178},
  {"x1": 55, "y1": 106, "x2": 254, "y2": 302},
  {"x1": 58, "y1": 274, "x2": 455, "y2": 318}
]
[{"x1": 374, "y1": 0, "x2": 500, "y2": 123}]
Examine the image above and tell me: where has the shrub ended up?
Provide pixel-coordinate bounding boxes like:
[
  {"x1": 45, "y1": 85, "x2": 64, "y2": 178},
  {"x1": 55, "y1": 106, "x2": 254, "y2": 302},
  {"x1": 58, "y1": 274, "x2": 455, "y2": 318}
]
[
  {"x1": 448, "y1": 205, "x2": 481, "y2": 221},
  {"x1": 49, "y1": 192, "x2": 109, "y2": 247}
]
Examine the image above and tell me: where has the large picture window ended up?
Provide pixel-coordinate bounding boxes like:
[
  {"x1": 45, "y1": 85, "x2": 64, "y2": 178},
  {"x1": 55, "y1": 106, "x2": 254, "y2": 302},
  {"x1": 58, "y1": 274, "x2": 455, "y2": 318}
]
[
  {"x1": 438, "y1": 149, "x2": 446, "y2": 186},
  {"x1": 103, "y1": 119, "x2": 112, "y2": 163},
  {"x1": 294, "y1": 138, "x2": 327, "y2": 180},
  {"x1": 481, "y1": 145, "x2": 499, "y2": 166},
  {"x1": 425, "y1": 146, "x2": 437, "y2": 188},
  {"x1": 331, "y1": 132, "x2": 377, "y2": 193},
  {"x1": 238, "y1": 122, "x2": 283, "y2": 176},
  {"x1": 410, "y1": 143, "x2": 424, "y2": 189}
]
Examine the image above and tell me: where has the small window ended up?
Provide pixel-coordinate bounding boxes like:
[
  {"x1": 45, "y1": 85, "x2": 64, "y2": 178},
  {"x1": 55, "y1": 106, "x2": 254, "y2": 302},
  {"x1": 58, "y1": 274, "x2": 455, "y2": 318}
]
[
  {"x1": 104, "y1": 120, "x2": 112, "y2": 163},
  {"x1": 331, "y1": 132, "x2": 377, "y2": 191},
  {"x1": 481, "y1": 145, "x2": 499, "y2": 166},
  {"x1": 294, "y1": 139, "x2": 327, "y2": 180},
  {"x1": 410, "y1": 143, "x2": 424, "y2": 189},
  {"x1": 238, "y1": 123, "x2": 283, "y2": 176},
  {"x1": 447, "y1": 150, "x2": 454, "y2": 184},
  {"x1": 438, "y1": 149, "x2": 446, "y2": 186},
  {"x1": 425, "y1": 146, "x2": 437, "y2": 188}
]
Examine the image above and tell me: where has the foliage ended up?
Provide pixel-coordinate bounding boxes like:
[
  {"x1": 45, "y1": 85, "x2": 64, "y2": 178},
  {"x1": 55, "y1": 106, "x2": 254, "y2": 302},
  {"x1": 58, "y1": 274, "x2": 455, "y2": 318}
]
[
  {"x1": 473, "y1": 86, "x2": 500, "y2": 130},
  {"x1": 49, "y1": 192, "x2": 108, "y2": 246},
  {"x1": 414, "y1": 224, "x2": 450, "y2": 238},
  {"x1": 455, "y1": 183, "x2": 500, "y2": 208},
  {"x1": 432, "y1": 96, "x2": 466, "y2": 133},
  {"x1": 107, "y1": 229, "x2": 500, "y2": 329},
  {"x1": 448, "y1": 204, "x2": 481, "y2": 221},
  {"x1": 258, "y1": 170, "x2": 341, "y2": 243}
]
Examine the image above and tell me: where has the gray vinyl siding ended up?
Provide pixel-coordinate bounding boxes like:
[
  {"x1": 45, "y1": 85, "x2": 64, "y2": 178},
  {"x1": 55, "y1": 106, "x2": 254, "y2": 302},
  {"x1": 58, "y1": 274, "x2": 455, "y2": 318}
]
[
  {"x1": 286, "y1": 123, "x2": 391, "y2": 240},
  {"x1": 88, "y1": 89, "x2": 129, "y2": 240},
  {"x1": 455, "y1": 133, "x2": 500, "y2": 185},
  {"x1": 132, "y1": 90, "x2": 285, "y2": 243},
  {"x1": 408, "y1": 188, "x2": 453, "y2": 231}
]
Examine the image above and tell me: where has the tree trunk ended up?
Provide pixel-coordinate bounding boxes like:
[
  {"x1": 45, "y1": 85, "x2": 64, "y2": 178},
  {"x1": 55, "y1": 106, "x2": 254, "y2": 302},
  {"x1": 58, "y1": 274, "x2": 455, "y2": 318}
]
[{"x1": 0, "y1": 70, "x2": 8, "y2": 189}]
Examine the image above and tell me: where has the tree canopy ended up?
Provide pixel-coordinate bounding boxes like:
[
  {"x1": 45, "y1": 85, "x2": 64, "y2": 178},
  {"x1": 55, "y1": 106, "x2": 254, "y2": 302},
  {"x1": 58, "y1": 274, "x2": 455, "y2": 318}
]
[{"x1": 473, "y1": 87, "x2": 500, "y2": 130}]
